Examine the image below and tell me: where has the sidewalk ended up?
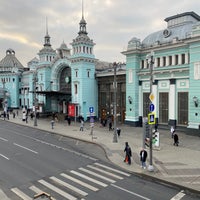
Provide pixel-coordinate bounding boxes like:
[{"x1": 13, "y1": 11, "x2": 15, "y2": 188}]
[{"x1": 2, "y1": 114, "x2": 200, "y2": 194}]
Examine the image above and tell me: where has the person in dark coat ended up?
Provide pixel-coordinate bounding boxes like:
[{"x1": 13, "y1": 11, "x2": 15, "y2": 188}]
[
  {"x1": 174, "y1": 133, "x2": 179, "y2": 146},
  {"x1": 140, "y1": 148, "x2": 148, "y2": 169},
  {"x1": 124, "y1": 142, "x2": 132, "y2": 165}
]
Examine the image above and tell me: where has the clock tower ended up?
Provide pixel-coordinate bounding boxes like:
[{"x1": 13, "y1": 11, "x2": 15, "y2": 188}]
[{"x1": 70, "y1": 4, "x2": 97, "y2": 120}]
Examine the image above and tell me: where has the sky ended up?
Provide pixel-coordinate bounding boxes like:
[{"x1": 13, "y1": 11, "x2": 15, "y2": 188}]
[{"x1": 1, "y1": 0, "x2": 200, "y2": 66}]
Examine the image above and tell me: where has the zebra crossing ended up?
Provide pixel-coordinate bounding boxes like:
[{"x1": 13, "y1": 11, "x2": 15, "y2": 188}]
[{"x1": 10, "y1": 162, "x2": 131, "y2": 200}]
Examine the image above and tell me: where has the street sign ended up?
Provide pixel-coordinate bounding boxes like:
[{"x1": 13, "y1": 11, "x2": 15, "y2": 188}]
[
  {"x1": 89, "y1": 107, "x2": 94, "y2": 113},
  {"x1": 149, "y1": 93, "x2": 154, "y2": 102},
  {"x1": 148, "y1": 112, "x2": 156, "y2": 124},
  {"x1": 149, "y1": 103, "x2": 155, "y2": 112}
]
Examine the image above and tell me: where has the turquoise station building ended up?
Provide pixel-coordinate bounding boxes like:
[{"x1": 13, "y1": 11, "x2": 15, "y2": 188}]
[
  {"x1": 123, "y1": 11, "x2": 200, "y2": 131},
  {"x1": 0, "y1": 12, "x2": 97, "y2": 121},
  {"x1": 1, "y1": 11, "x2": 200, "y2": 132}
]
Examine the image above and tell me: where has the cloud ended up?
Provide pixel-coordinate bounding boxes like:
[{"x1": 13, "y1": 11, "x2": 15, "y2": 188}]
[{"x1": 0, "y1": 0, "x2": 200, "y2": 66}]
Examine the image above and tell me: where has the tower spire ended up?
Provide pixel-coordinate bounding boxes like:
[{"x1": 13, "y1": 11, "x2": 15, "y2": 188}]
[
  {"x1": 82, "y1": 0, "x2": 84, "y2": 19},
  {"x1": 46, "y1": 17, "x2": 48, "y2": 35},
  {"x1": 78, "y1": 0, "x2": 87, "y2": 35},
  {"x1": 44, "y1": 17, "x2": 51, "y2": 47}
]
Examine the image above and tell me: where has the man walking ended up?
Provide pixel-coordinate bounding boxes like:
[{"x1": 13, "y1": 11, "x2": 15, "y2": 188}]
[{"x1": 140, "y1": 148, "x2": 148, "y2": 169}]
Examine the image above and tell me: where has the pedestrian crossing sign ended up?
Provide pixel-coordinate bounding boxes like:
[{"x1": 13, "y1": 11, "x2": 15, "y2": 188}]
[{"x1": 148, "y1": 112, "x2": 156, "y2": 124}]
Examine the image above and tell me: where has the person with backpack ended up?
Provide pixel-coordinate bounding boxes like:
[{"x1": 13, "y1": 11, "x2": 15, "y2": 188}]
[{"x1": 124, "y1": 142, "x2": 132, "y2": 165}]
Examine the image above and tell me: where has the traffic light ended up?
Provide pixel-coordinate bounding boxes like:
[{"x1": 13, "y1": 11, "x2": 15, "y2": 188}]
[{"x1": 152, "y1": 131, "x2": 158, "y2": 144}]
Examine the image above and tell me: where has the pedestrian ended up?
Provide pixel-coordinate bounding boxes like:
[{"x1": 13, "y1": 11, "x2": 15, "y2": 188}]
[
  {"x1": 80, "y1": 119, "x2": 84, "y2": 131},
  {"x1": 140, "y1": 148, "x2": 148, "y2": 169},
  {"x1": 170, "y1": 126, "x2": 175, "y2": 138},
  {"x1": 13, "y1": 111, "x2": 16, "y2": 118},
  {"x1": 7, "y1": 112, "x2": 9, "y2": 120},
  {"x1": 3, "y1": 111, "x2": 6, "y2": 120},
  {"x1": 67, "y1": 116, "x2": 71, "y2": 126},
  {"x1": 51, "y1": 119, "x2": 55, "y2": 129},
  {"x1": 117, "y1": 128, "x2": 121, "y2": 137},
  {"x1": 124, "y1": 142, "x2": 132, "y2": 165},
  {"x1": 25, "y1": 114, "x2": 28, "y2": 123},
  {"x1": 173, "y1": 132, "x2": 179, "y2": 146},
  {"x1": 108, "y1": 118, "x2": 112, "y2": 131}
]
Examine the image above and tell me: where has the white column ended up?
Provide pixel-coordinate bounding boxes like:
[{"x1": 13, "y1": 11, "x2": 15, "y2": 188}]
[
  {"x1": 169, "y1": 81, "x2": 176, "y2": 120},
  {"x1": 172, "y1": 55, "x2": 176, "y2": 65},
  {"x1": 166, "y1": 56, "x2": 169, "y2": 66},
  {"x1": 185, "y1": 53, "x2": 189, "y2": 64},
  {"x1": 144, "y1": 60, "x2": 148, "y2": 68},
  {"x1": 160, "y1": 57, "x2": 163, "y2": 67},
  {"x1": 178, "y1": 54, "x2": 182, "y2": 65},
  {"x1": 139, "y1": 84, "x2": 142, "y2": 116},
  {"x1": 152, "y1": 83, "x2": 158, "y2": 117},
  {"x1": 154, "y1": 58, "x2": 158, "y2": 68}
]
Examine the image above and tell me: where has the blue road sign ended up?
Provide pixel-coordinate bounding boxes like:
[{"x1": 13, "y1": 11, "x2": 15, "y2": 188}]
[
  {"x1": 149, "y1": 103, "x2": 155, "y2": 112},
  {"x1": 89, "y1": 107, "x2": 94, "y2": 113}
]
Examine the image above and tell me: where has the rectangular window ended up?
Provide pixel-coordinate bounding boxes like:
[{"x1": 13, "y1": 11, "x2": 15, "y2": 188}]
[
  {"x1": 159, "y1": 93, "x2": 169, "y2": 123},
  {"x1": 163, "y1": 57, "x2": 166, "y2": 66},
  {"x1": 157, "y1": 58, "x2": 160, "y2": 67},
  {"x1": 175, "y1": 55, "x2": 178, "y2": 65},
  {"x1": 181, "y1": 54, "x2": 185, "y2": 64},
  {"x1": 141, "y1": 60, "x2": 144, "y2": 69},
  {"x1": 169, "y1": 56, "x2": 172, "y2": 65},
  {"x1": 74, "y1": 84, "x2": 77, "y2": 94}
]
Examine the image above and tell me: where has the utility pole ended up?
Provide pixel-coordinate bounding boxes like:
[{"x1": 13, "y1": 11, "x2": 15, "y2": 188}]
[
  {"x1": 146, "y1": 51, "x2": 155, "y2": 172},
  {"x1": 113, "y1": 62, "x2": 118, "y2": 143}
]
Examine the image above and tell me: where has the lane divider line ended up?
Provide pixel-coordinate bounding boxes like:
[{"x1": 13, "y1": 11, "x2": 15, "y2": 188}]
[{"x1": 13, "y1": 143, "x2": 38, "y2": 154}]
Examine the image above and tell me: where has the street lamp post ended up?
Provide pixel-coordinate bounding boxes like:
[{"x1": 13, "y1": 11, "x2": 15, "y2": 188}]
[
  {"x1": 113, "y1": 62, "x2": 118, "y2": 143},
  {"x1": 146, "y1": 51, "x2": 154, "y2": 172},
  {"x1": 33, "y1": 72, "x2": 38, "y2": 126}
]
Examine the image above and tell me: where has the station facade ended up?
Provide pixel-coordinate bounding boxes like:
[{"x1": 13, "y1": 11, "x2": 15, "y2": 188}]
[
  {"x1": 1, "y1": 11, "x2": 200, "y2": 131},
  {"x1": 123, "y1": 11, "x2": 200, "y2": 131}
]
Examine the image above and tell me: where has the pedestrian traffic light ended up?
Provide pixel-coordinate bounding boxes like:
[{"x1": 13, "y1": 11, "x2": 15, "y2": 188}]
[{"x1": 148, "y1": 112, "x2": 156, "y2": 124}]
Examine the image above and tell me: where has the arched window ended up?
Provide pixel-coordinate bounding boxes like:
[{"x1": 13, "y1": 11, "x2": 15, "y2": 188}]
[{"x1": 75, "y1": 84, "x2": 78, "y2": 94}]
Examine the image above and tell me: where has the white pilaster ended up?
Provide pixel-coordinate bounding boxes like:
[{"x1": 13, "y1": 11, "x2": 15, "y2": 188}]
[
  {"x1": 178, "y1": 54, "x2": 182, "y2": 65},
  {"x1": 152, "y1": 84, "x2": 158, "y2": 116},
  {"x1": 166, "y1": 56, "x2": 169, "y2": 66},
  {"x1": 169, "y1": 83, "x2": 176, "y2": 120}
]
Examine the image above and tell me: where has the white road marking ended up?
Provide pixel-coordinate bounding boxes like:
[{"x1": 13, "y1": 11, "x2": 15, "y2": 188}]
[
  {"x1": 70, "y1": 170, "x2": 108, "y2": 187},
  {"x1": 79, "y1": 167, "x2": 116, "y2": 183},
  {"x1": 11, "y1": 187, "x2": 32, "y2": 200},
  {"x1": 38, "y1": 179, "x2": 77, "y2": 200},
  {"x1": 170, "y1": 190, "x2": 185, "y2": 200},
  {"x1": 0, "y1": 154, "x2": 9, "y2": 160},
  {"x1": 111, "y1": 184, "x2": 151, "y2": 200},
  {"x1": 94, "y1": 162, "x2": 131, "y2": 176},
  {"x1": 0, "y1": 137, "x2": 8, "y2": 142},
  {"x1": 13, "y1": 143, "x2": 38, "y2": 154},
  {"x1": 87, "y1": 165, "x2": 123, "y2": 179},
  {"x1": 50, "y1": 176, "x2": 88, "y2": 196},
  {"x1": 60, "y1": 173, "x2": 99, "y2": 191}
]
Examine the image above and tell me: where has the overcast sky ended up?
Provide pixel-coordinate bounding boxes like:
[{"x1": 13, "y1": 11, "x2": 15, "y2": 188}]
[{"x1": 0, "y1": 0, "x2": 200, "y2": 66}]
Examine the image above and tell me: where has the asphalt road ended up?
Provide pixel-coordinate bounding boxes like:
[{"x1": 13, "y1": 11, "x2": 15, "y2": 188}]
[{"x1": 0, "y1": 121, "x2": 198, "y2": 200}]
